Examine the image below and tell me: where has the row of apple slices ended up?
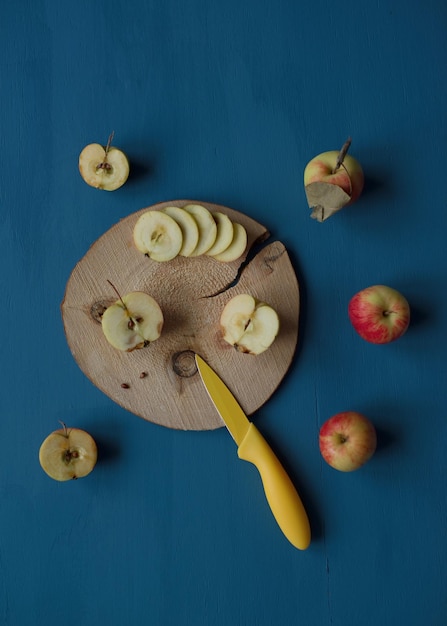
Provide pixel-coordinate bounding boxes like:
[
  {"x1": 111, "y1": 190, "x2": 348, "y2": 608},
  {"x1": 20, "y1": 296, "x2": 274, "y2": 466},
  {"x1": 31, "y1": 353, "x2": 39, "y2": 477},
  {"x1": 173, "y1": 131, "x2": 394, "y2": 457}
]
[{"x1": 133, "y1": 204, "x2": 248, "y2": 263}]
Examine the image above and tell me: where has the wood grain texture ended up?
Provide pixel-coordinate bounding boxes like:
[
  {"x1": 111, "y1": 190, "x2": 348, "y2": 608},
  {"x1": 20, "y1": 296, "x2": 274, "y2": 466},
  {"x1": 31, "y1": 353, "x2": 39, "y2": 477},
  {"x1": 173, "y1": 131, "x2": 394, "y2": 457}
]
[{"x1": 61, "y1": 200, "x2": 299, "y2": 430}]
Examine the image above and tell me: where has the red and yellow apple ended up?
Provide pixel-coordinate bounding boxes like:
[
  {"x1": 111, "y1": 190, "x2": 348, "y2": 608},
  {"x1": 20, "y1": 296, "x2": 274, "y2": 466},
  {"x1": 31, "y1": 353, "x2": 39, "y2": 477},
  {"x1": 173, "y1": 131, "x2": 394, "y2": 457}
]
[
  {"x1": 319, "y1": 412, "x2": 377, "y2": 472},
  {"x1": 348, "y1": 285, "x2": 410, "y2": 344},
  {"x1": 304, "y1": 138, "x2": 364, "y2": 221}
]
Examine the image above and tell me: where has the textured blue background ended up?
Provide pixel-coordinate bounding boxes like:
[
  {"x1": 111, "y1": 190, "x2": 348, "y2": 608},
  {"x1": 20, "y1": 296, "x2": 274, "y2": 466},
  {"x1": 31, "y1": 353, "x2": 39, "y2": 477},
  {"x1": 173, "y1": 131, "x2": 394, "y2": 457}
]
[{"x1": 1, "y1": 1, "x2": 446, "y2": 624}]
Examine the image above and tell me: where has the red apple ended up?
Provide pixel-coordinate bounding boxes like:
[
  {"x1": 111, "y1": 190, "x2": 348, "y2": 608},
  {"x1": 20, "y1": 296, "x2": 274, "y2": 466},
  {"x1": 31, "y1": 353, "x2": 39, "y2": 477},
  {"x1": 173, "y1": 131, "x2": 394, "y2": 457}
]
[
  {"x1": 319, "y1": 412, "x2": 377, "y2": 472},
  {"x1": 303, "y1": 138, "x2": 364, "y2": 221},
  {"x1": 348, "y1": 285, "x2": 410, "y2": 344}
]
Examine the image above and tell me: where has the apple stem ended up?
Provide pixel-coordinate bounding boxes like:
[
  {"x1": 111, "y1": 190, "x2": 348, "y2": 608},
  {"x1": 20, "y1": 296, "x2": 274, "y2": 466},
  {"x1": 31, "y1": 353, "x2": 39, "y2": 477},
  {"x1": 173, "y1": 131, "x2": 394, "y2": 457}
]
[
  {"x1": 107, "y1": 280, "x2": 136, "y2": 329},
  {"x1": 107, "y1": 280, "x2": 127, "y2": 308},
  {"x1": 58, "y1": 420, "x2": 71, "y2": 438},
  {"x1": 97, "y1": 131, "x2": 114, "y2": 170},
  {"x1": 104, "y1": 131, "x2": 114, "y2": 156},
  {"x1": 332, "y1": 137, "x2": 352, "y2": 174}
]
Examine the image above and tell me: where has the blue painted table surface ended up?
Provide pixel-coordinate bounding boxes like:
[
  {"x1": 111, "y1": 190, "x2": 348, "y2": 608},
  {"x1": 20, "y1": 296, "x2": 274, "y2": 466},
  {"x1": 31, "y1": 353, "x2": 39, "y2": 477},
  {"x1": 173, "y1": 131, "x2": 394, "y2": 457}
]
[{"x1": 1, "y1": 1, "x2": 446, "y2": 625}]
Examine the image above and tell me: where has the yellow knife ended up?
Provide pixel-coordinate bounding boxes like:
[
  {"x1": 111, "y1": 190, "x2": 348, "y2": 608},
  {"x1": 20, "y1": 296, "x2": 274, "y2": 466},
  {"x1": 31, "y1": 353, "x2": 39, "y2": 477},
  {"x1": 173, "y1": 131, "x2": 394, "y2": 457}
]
[{"x1": 195, "y1": 354, "x2": 311, "y2": 550}]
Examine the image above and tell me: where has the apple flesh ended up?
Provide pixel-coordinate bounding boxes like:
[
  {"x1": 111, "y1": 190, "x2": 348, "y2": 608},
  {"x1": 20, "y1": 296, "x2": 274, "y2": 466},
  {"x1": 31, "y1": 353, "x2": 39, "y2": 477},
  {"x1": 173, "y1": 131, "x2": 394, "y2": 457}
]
[
  {"x1": 79, "y1": 138, "x2": 129, "y2": 191},
  {"x1": 205, "y1": 212, "x2": 234, "y2": 257},
  {"x1": 101, "y1": 291, "x2": 164, "y2": 351},
  {"x1": 133, "y1": 210, "x2": 183, "y2": 262},
  {"x1": 319, "y1": 412, "x2": 377, "y2": 472},
  {"x1": 162, "y1": 206, "x2": 200, "y2": 257},
  {"x1": 133, "y1": 205, "x2": 248, "y2": 264},
  {"x1": 304, "y1": 138, "x2": 364, "y2": 221},
  {"x1": 183, "y1": 204, "x2": 218, "y2": 256},
  {"x1": 220, "y1": 293, "x2": 279, "y2": 355},
  {"x1": 348, "y1": 285, "x2": 410, "y2": 344},
  {"x1": 39, "y1": 425, "x2": 97, "y2": 481},
  {"x1": 211, "y1": 222, "x2": 247, "y2": 262}
]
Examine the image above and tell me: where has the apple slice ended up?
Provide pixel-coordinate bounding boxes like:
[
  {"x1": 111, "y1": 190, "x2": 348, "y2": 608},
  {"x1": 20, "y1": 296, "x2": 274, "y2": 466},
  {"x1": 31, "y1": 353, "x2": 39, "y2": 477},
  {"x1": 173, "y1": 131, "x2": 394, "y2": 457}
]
[
  {"x1": 183, "y1": 204, "x2": 217, "y2": 256},
  {"x1": 39, "y1": 424, "x2": 97, "y2": 481},
  {"x1": 205, "y1": 212, "x2": 234, "y2": 256},
  {"x1": 162, "y1": 206, "x2": 200, "y2": 257},
  {"x1": 133, "y1": 210, "x2": 183, "y2": 261},
  {"x1": 133, "y1": 211, "x2": 152, "y2": 253},
  {"x1": 220, "y1": 293, "x2": 280, "y2": 355},
  {"x1": 211, "y1": 222, "x2": 247, "y2": 262},
  {"x1": 79, "y1": 135, "x2": 129, "y2": 191},
  {"x1": 101, "y1": 290, "x2": 164, "y2": 351}
]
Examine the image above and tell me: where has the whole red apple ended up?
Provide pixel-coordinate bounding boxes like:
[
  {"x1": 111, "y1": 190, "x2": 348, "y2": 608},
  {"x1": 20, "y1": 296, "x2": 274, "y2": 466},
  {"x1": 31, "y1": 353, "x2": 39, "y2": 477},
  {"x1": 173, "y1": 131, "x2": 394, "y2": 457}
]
[
  {"x1": 348, "y1": 285, "x2": 410, "y2": 344},
  {"x1": 319, "y1": 412, "x2": 377, "y2": 472}
]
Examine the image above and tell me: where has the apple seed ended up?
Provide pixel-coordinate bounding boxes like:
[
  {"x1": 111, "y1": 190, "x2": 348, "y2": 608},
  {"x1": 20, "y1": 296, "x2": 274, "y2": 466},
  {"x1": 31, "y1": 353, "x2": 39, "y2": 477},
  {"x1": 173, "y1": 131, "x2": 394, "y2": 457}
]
[{"x1": 64, "y1": 449, "x2": 79, "y2": 463}]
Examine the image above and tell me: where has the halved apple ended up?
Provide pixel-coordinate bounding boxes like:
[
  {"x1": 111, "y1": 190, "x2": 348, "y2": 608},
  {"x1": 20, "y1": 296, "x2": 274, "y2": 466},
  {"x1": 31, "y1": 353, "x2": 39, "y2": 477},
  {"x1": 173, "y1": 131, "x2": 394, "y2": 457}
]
[
  {"x1": 211, "y1": 222, "x2": 247, "y2": 262},
  {"x1": 183, "y1": 204, "x2": 217, "y2": 256},
  {"x1": 39, "y1": 425, "x2": 97, "y2": 481},
  {"x1": 133, "y1": 211, "x2": 183, "y2": 261},
  {"x1": 162, "y1": 206, "x2": 199, "y2": 257},
  {"x1": 101, "y1": 291, "x2": 164, "y2": 351},
  {"x1": 205, "y1": 212, "x2": 234, "y2": 256},
  {"x1": 79, "y1": 141, "x2": 129, "y2": 191},
  {"x1": 220, "y1": 293, "x2": 280, "y2": 355}
]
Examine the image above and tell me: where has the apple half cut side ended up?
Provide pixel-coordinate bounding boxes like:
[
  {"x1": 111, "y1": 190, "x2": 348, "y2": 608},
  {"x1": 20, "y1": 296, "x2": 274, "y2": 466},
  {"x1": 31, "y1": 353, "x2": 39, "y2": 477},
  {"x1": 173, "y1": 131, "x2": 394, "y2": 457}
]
[
  {"x1": 303, "y1": 138, "x2": 364, "y2": 222},
  {"x1": 162, "y1": 206, "x2": 200, "y2": 257},
  {"x1": 39, "y1": 425, "x2": 98, "y2": 481},
  {"x1": 133, "y1": 211, "x2": 183, "y2": 261},
  {"x1": 101, "y1": 291, "x2": 164, "y2": 351},
  {"x1": 183, "y1": 204, "x2": 218, "y2": 256},
  {"x1": 220, "y1": 293, "x2": 280, "y2": 355},
  {"x1": 79, "y1": 141, "x2": 130, "y2": 191}
]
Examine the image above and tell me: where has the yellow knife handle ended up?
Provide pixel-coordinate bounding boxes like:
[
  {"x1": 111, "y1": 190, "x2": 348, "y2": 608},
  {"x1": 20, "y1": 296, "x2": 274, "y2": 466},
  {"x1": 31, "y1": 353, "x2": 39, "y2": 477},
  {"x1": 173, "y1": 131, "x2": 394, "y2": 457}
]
[{"x1": 237, "y1": 422, "x2": 311, "y2": 550}]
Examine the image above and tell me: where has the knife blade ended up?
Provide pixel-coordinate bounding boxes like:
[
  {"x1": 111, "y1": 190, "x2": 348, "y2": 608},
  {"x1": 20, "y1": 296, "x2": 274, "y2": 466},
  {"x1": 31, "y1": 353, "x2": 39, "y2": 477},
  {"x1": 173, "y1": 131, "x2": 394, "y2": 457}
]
[{"x1": 195, "y1": 354, "x2": 311, "y2": 550}]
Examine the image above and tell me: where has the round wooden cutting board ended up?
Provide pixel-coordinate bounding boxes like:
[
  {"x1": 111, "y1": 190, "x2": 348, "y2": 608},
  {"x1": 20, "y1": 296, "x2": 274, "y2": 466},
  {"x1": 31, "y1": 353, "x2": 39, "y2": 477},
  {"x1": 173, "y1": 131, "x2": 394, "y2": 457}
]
[{"x1": 61, "y1": 200, "x2": 300, "y2": 430}]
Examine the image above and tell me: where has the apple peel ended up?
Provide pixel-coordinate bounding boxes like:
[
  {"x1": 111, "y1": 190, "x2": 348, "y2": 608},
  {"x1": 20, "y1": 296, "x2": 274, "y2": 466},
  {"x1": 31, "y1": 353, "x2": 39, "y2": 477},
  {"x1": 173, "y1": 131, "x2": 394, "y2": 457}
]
[{"x1": 305, "y1": 182, "x2": 352, "y2": 222}]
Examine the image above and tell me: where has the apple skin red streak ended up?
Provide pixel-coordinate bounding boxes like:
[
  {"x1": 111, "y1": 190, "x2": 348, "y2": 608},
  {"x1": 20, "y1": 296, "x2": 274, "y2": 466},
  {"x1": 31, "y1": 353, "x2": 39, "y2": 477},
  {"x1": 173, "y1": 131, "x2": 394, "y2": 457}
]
[
  {"x1": 319, "y1": 412, "x2": 377, "y2": 472},
  {"x1": 348, "y1": 286, "x2": 410, "y2": 344},
  {"x1": 348, "y1": 304, "x2": 406, "y2": 343}
]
